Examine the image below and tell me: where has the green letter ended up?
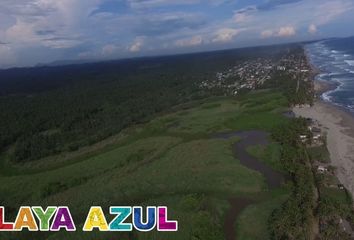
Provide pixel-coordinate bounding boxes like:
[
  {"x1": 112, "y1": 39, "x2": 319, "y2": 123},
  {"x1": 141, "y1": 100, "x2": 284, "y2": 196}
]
[{"x1": 32, "y1": 207, "x2": 57, "y2": 231}]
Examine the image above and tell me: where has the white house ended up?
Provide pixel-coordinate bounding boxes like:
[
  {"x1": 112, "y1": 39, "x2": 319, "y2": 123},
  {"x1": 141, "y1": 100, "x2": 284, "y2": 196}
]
[{"x1": 317, "y1": 166, "x2": 327, "y2": 173}]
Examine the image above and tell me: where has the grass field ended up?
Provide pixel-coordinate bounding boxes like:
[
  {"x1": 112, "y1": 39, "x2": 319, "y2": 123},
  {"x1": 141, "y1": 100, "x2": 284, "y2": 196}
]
[
  {"x1": 0, "y1": 90, "x2": 291, "y2": 240},
  {"x1": 236, "y1": 188, "x2": 290, "y2": 240},
  {"x1": 308, "y1": 145, "x2": 331, "y2": 163},
  {"x1": 321, "y1": 187, "x2": 351, "y2": 205},
  {"x1": 247, "y1": 143, "x2": 285, "y2": 173}
]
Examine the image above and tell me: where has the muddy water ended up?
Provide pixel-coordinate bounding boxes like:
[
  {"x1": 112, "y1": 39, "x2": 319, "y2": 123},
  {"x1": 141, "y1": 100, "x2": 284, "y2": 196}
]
[
  {"x1": 223, "y1": 198, "x2": 253, "y2": 240},
  {"x1": 214, "y1": 130, "x2": 285, "y2": 240}
]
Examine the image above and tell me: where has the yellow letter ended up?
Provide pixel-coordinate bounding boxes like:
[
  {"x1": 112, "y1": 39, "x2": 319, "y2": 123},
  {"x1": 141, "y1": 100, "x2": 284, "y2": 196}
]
[{"x1": 83, "y1": 207, "x2": 108, "y2": 231}]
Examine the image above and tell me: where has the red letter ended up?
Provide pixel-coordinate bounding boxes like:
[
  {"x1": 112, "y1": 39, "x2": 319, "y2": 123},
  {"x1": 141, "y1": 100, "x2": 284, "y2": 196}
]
[{"x1": 0, "y1": 207, "x2": 14, "y2": 231}]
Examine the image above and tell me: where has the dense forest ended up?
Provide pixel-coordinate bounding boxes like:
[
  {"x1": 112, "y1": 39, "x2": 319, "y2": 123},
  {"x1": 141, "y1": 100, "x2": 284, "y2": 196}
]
[
  {"x1": 0, "y1": 45, "x2": 294, "y2": 163},
  {"x1": 270, "y1": 117, "x2": 315, "y2": 239}
]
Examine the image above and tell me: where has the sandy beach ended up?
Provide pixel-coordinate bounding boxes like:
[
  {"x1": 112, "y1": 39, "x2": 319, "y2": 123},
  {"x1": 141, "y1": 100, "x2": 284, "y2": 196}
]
[{"x1": 293, "y1": 81, "x2": 354, "y2": 200}]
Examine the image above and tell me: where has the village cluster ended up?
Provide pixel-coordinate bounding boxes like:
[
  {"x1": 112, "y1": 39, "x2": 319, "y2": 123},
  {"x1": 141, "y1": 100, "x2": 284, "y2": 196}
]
[
  {"x1": 299, "y1": 117, "x2": 353, "y2": 235},
  {"x1": 199, "y1": 52, "x2": 311, "y2": 95},
  {"x1": 299, "y1": 112, "x2": 345, "y2": 191},
  {"x1": 199, "y1": 58, "x2": 274, "y2": 95}
]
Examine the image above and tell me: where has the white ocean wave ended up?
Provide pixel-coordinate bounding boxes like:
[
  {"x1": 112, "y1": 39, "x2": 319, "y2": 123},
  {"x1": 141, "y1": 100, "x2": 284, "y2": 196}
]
[
  {"x1": 345, "y1": 60, "x2": 354, "y2": 66},
  {"x1": 332, "y1": 78, "x2": 346, "y2": 86},
  {"x1": 308, "y1": 42, "x2": 354, "y2": 115},
  {"x1": 329, "y1": 72, "x2": 342, "y2": 76},
  {"x1": 318, "y1": 73, "x2": 329, "y2": 77},
  {"x1": 322, "y1": 92, "x2": 333, "y2": 102},
  {"x1": 332, "y1": 62, "x2": 349, "y2": 70},
  {"x1": 344, "y1": 68, "x2": 354, "y2": 74}
]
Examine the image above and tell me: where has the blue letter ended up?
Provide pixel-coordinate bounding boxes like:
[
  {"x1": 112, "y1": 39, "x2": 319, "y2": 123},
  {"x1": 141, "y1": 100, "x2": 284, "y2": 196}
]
[
  {"x1": 109, "y1": 207, "x2": 132, "y2": 231},
  {"x1": 133, "y1": 207, "x2": 156, "y2": 232}
]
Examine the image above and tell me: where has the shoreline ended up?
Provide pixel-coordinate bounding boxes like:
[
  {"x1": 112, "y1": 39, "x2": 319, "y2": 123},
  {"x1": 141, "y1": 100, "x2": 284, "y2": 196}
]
[
  {"x1": 313, "y1": 79, "x2": 338, "y2": 97},
  {"x1": 293, "y1": 78, "x2": 354, "y2": 201}
]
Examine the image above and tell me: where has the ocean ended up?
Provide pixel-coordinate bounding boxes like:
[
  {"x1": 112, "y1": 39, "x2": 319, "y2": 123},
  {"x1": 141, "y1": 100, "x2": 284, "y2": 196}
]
[{"x1": 305, "y1": 36, "x2": 354, "y2": 113}]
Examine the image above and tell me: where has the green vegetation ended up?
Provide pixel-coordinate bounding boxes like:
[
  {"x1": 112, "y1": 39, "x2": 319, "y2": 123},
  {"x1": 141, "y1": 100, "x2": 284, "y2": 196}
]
[
  {"x1": 0, "y1": 45, "x2": 334, "y2": 240},
  {"x1": 236, "y1": 189, "x2": 290, "y2": 240},
  {"x1": 308, "y1": 145, "x2": 331, "y2": 163},
  {"x1": 0, "y1": 45, "x2": 292, "y2": 163},
  {"x1": 269, "y1": 118, "x2": 316, "y2": 239},
  {"x1": 247, "y1": 143, "x2": 284, "y2": 172},
  {"x1": 0, "y1": 89, "x2": 290, "y2": 240},
  {"x1": 309, "y1": 134, "x2": 353, "y2": 238},
  {"x1": 317, "y1": 186, "x2": 354, "y2": 240},
  {"x1": 315, "y1": 167, "x2": 354, "y2": 239}
]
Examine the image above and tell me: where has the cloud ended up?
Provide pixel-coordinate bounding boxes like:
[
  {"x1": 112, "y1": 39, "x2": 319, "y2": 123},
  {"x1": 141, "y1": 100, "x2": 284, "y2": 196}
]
[
  {"x1": 261, "y1": 30, "x2": 273, "y2": 38},
  {"x1": 42, "y1": 38, "x2": 82, "y2": 49},
  {"x1": 213, "y1": 28, "x2": 240, "y2": 43},
  {"x1": 232, "y1": 0, "x2": 303, "y2": 15},
  {"x1": 102, "y1": 44, "x2": 120, "y2": 56},
  {"x1": 208, "y1": 0, "x2": 232, "y2": 6},
  {"x1": 314, "y1": 1, "x2": 354, "y2": 25},
  {"x1": 236, "y1": 0, "x2": 352, "y2": 41},
  {"x1": 276, "y1": 26, "x2": 296, "y2": 37},
  {"x1": 175, "y1": 35, "x2": 203, "y2": 47},
  {"x1": 0, "y1": 0, "x2": 55, "y2": 17},
  {"x1": 260, "y1": 26, "x2": 296, "y2": 38},
  {"x1": 79, "y1": 43, "x2": 122, "y2": 59},
  {"x1": 233, "y1": 12, "x2": 252, "y2": 23},
  {"x1": 1, "y1": 0, "x2": 354, "y2": 67},
  {"x1": 257, "y1": 0, "x2": 303, "y2": 11},
  {"x1": 129, "y1": 37, "x2": 144, "y2": 52},
  {"x1": 127, "y1": 0, "x2": 200, "y2": 10},
  {"x1": 308, "y1": 24, "x2": 317, "y2": 34},
  {"x1": 133, "y1": 12, "x2": 206, "y2": 36},
  {"x1": 0, "y1": 45, "x2": 16, "y2": 67},
  {"x1": 36, "y1": 30, "x2": 56, "y2": 36},
  {"x1": 233, "y1": 6, "x2": 257, "y2": 15},
  {"x1": 5, "y1": 19, "x2": 39, "y2": 44},
  {"x1": 1, "y1": 0, "x2": 99, "y2": 47}
]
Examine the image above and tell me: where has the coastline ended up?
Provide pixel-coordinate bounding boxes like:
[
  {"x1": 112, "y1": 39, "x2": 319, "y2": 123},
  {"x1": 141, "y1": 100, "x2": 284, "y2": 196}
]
[{"x1": 293, "y1": 78, "x2": 354, "y2": 201}]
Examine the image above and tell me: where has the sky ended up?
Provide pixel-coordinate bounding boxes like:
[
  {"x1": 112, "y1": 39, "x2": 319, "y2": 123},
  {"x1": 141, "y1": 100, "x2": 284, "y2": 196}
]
[{"x1": 0, "y1": 0, "x2": 354, "y2": 68}]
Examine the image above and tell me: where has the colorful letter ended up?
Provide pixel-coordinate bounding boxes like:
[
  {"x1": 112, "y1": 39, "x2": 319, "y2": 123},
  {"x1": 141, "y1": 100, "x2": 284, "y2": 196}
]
[
  {"x1": 50, "y1": 207, "x2": 76, "y2": 231},
  {"x1": 32, "y1": 207, "x2": 57, "y2": 231},
  {"x1": 109, "y1": 207, "x2": 132, "y2": 231},
  {"x1": 83, "y1": 207, "x2": 108, "y2": 231},
  {"x1": 157, "y1": 207, "x2": 178, "y2": 231},
  {"x1": 133, "y1": 207, "x2": 156, "y2": 232},
  {"x1": 0, "y1": 207, "x2": 14, "y2": 231},
  {"x1": 14, "y1": 207, "x2": 38, "y2": 231}
]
